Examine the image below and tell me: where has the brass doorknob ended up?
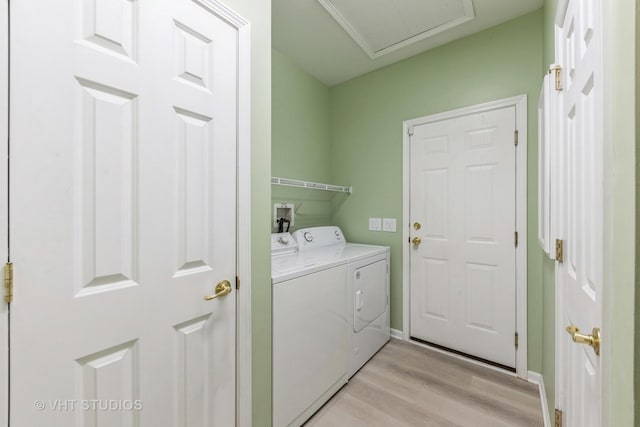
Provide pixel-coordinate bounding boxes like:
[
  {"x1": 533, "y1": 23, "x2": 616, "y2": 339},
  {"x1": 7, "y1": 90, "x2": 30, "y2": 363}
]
[
  {"x1": 204, "y1": 280, "x2": 232, "y2": 301},
  {"x1": 565, "y1": 325, "x2": 600, "y2": 356},
  {"x1": 412, "y1": 237, "x2": 422, "y2": 246}
]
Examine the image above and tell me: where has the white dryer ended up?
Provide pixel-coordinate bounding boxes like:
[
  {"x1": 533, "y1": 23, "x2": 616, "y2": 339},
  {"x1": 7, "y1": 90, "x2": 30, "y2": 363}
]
[{"x1": 293, "y1": 227, "x2": 390, "y2": 378}]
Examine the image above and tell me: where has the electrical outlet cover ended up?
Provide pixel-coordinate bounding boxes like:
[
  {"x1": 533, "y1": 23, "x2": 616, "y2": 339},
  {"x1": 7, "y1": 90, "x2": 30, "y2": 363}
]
[
  {"x1": 382, "y1": 218, "x2": 396, "y2": 232},
  {"x1": 368, "y1": 217, "x2": 382, "y2": 231}
]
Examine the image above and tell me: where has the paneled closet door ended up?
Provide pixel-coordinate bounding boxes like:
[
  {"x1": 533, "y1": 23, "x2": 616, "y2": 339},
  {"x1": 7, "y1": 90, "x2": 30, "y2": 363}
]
[{"x1": 9, "y1": 1, "x2": 239, "y2": 425}]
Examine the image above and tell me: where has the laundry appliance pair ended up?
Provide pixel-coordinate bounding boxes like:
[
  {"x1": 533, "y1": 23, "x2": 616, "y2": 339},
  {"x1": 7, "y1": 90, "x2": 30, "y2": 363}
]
[{"x1": 271, "y1": 226, "x2": 390, "y2": 427}]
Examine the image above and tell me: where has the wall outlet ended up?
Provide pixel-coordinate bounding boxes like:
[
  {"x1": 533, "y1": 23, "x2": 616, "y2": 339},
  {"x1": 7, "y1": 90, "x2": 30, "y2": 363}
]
[
  {"x1": 382, "y1": 218, "x2": 397, "y2": 232},
  {"x1": 368, "y1": 218, "x2": 382, "y2": 231}
]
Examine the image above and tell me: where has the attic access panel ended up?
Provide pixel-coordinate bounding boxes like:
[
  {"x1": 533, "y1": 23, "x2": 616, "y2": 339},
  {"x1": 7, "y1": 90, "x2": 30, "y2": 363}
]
[{"x1": 317, "y1": 0, "x2": 475, "y2": 59}]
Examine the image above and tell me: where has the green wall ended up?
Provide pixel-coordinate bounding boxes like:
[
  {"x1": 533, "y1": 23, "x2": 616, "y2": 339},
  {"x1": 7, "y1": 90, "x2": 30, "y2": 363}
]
[
  {"x1": 272, "y1": 50, "x2": 334, "y2": 231},
  {"x1": 221, "y1": 0, "x2": 271, "y2": 425},
  {"x1": 541, "y1": 0, "x2": 557, "y2": 421},
  {"x1": 329, "y1": 10, "x2": 545, "y2": 371},
  {"x1": 606, "y1": 1, "x2": 636, "y2": 425},
  {"x1": 636, "y1": 3, "x2": 640, "y2": 424},
  {"x1": 636, "y1": 0, "x2": 640, "y2": 418}
]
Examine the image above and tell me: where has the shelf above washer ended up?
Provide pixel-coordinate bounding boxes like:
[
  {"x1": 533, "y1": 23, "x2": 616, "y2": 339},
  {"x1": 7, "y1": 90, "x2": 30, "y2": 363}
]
[{"x1": 271, "y1": 176, "x2": 352, "y2": 194}]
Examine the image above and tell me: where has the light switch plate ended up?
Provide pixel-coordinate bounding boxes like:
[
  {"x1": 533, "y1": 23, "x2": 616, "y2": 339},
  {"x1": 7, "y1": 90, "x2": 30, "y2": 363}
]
[
  {"x1": 382, "y1": 218, "x2": 397, "y2": 232},
  {"x1": 368, "y1": 217, "x2": 382, "y2": 231}
]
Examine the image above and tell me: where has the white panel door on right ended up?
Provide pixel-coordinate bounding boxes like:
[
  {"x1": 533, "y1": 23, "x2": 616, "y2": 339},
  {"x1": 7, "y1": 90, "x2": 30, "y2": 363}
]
[
  {"x1": 410, "y1": 107, "x2": 517, "y2": 368},
  {"x1": 555, "y1": 0, "x2": 603, "y2": 425}
]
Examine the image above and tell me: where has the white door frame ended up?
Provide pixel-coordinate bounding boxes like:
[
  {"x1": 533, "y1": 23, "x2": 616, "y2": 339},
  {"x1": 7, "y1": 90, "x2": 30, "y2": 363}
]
[
  {"x1": 0, "y1": 1, "x2": 253, "y2": 426},
  {"x1": 402, "y1": 95, "x2": 528, "y2": 379},
  {"x1": 0, "y1": 0, "x2": 8, "y2": 424},
  {"x1": 230, "y1": 1, "x2": 253, "y2": 424}
]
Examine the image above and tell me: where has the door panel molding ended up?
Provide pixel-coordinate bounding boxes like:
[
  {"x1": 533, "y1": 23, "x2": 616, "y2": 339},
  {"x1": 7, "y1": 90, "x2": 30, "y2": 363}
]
[{"x1": 402, "y1": 95, "x2": 528, "y2": 378}]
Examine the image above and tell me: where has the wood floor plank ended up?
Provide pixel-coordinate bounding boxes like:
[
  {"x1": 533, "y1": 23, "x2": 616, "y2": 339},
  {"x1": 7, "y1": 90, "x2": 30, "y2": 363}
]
[{"x1": 305, "y1": 339, "x2": 544, "y2": 427}]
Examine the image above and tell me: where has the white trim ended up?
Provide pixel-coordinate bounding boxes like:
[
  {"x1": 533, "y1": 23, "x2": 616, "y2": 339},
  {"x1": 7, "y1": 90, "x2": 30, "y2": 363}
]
[
  {"x1": 390, "y1": 328, "x2": 403, "y2": 340},
  {"x1": 195, "y1": 1, "x2": 251, "y2": 425},
  {"x1": 193, "y1": 0, "x2": 249, "y2": 27},
  {"x1": 552, "y1": 6, "x2": 566, "y2": 414},
  {"x1": 232, "y1": 8, "x2": 252, "y2": 427},
  {"x1": 0, "y1": 0, "x2": 8, "y2": 425},
  {"x1": 402, "y1": 95, "x2": 528, "y2": 379},
  {"x1": 316, "y1": 0, "x2": 474, "y2": 59},
  {"x1": 528, "y1": 371, "x2": 551, "y2": 427}
]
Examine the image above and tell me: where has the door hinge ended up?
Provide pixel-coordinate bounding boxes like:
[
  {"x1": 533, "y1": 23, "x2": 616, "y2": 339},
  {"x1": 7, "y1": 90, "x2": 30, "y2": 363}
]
[
  {"x1": 554, "y1": 408, "x2": 563, "y2": 427},
  {"x1": 555, "y1": 239, "x2": 564, "y2": 263},
  {"x1": 4, "y1": 262, "x2": 13, "y2": 304},
  {"x1": 550, "y1": 65, "x2": 562, "y2": 91},
  {"x1": 515, "y1": 332, "x2": 519, "y2": 349},
  {"x1": 514, "y1": 231, "x2": 518, "y2": 247},
  {"x1": 514, "y1": 130, "x2": 519, "y2": 146},
  {"x1": 236, "y1": 276, "x2": 240, "y2": 290},
  {"x1": 407, "y1": 125, "x2": 414, "y2": 136}
]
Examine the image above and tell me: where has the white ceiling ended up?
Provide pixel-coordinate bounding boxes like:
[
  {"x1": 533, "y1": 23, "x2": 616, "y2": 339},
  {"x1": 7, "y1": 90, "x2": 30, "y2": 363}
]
[{"x1": 273, "y1": 0, "x2": 543, "y2": 86}]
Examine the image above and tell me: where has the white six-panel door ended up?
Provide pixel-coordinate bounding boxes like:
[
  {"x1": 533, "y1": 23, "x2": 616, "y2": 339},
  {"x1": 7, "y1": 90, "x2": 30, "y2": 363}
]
[
  {"x1": 555, "y1": 0, "x2": 603, "y2": 425},
  {"x1": 10, "y1": 0, "x2": 239, "y2": 425},
  {"x1": 409, "y1": 106, "x2": 517, "y2": 368}
]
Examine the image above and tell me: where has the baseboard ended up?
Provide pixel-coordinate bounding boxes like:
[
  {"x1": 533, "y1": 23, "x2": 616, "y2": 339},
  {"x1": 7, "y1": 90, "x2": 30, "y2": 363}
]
[
  {"x1": 390, "y1": 328, "x2": 403, "y2": 339},
  {"x1": 527, "y1": 371, "x2": 550, "y2": 427}
]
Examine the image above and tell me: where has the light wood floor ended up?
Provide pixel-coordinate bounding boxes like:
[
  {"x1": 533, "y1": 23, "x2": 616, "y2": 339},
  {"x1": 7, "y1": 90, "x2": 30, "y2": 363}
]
[{"x1": 305, "y1": 339, "x2": 543, "y2": 427}]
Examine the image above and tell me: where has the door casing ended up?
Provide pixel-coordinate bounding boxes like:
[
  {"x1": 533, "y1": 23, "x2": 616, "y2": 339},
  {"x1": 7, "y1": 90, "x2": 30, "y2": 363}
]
[
  {"x1": 401, "y1": 95, "x2": 529, "y2": 379},
  {"x1": 0, "y1": 0, "x2": 8, "y2": 425},
  {"x1": 0, "y1": 1, "x2": 253, "y2": 425}
]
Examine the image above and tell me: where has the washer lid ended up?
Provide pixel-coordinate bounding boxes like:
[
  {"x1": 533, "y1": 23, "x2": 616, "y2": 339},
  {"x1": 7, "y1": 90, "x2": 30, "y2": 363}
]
[{"x1": 271, "y1": 245, "x2": 347, "y2": 284}]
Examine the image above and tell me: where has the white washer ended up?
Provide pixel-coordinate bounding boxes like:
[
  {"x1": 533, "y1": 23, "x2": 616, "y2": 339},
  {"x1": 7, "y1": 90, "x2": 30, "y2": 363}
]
[
  {"x1": 271, "y1": 232, "x2": 348, "y2": 427},
  {"x1": 293, "y1": 227, "x2": 390, "y2": 378}
]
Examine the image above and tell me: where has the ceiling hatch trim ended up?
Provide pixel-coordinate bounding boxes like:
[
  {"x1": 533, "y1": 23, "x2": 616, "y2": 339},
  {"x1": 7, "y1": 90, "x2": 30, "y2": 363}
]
[{"x1": 317, "y1": 0, "x2": 476, "y2": 60}]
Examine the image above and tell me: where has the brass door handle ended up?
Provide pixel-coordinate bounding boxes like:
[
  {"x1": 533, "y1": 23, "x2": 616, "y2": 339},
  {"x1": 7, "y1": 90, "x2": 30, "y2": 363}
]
[
  {"x1": 204, "y1": 280, "x2": 232, "y2": 301},
  {"x1": 565, "y1": 325, "x2": 600, "y2": 356},
  {"x1": 412, "y1": 237, "x2": 422, "y2": 246}
]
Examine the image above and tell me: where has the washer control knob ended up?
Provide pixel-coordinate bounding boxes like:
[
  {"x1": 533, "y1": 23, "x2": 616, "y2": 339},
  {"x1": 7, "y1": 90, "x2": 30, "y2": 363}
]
[{"x1": 304, "y1": 231, "x2": 313, "y2": 242}]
